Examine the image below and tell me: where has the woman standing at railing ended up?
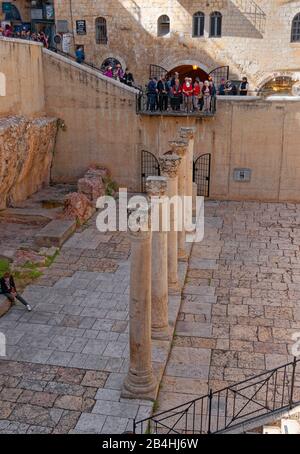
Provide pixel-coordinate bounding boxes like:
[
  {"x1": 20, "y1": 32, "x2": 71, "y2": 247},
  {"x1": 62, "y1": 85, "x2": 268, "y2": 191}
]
[{"x1": 240, "y1": 77, "x2": 249, "y2": 96}]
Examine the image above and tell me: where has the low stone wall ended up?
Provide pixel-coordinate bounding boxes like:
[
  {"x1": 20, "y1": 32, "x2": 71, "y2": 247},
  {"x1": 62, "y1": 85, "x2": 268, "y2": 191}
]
[{"x1": 0, "y1": 116, "x2": 57, "y2": 209}]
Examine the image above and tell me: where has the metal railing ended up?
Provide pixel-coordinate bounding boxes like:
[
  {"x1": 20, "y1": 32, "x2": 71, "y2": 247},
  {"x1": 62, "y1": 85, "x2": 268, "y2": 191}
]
[
  {"x1": 233, "y1": 0, "x2": 266, "y2": 34},
  {"x1": 47, "y1": 47, "x2": 142, "y2": 91},
  {"x1": 133, "y1": 357, "x2": 300, "y2": 434},
  {"x1": 136, "y1": 92, "x2": 216, "y2": 116}
]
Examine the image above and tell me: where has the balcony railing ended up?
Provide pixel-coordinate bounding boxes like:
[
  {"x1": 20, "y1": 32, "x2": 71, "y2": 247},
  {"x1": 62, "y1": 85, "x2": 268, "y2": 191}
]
[
  {"x1": 233, "y1": 0, "x2": 266, "y2": 34},
  {"x1": 134, "y1": 357, "x2": 300, "y2": 434}
]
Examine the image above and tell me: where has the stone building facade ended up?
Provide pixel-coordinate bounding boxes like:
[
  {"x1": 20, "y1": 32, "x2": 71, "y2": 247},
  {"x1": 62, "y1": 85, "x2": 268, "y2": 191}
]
[{"x1": 49, "y1": 0, "x2": 300, "y2": 90}]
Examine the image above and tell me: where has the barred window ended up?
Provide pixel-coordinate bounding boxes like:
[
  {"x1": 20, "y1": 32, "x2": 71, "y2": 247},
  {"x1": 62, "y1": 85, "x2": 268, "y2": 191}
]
[
  {"x1": 291, "y1": 13, "x2": 300, "y2": 42},
  {"x1": 210, "y1": 11, "x2": 222, "y2": 37},
  {"x1": 95, "y1": 17, "x2": 108, "y2": 44},
  {"x1": 158, "y1": 15, "x2": 170, "y2": 36},
  {"x1": 193, "y1": 12, "x2": 205, "y2": 37}
]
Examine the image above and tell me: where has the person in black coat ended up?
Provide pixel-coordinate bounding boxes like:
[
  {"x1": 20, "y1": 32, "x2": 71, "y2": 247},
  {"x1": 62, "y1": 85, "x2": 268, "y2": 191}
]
[
  {"x1": 157, "y1": 76, "x2": 170, "y2": 111},
  {"x1": 0, "y1": 272, "x2": 32, "y2": 311}
]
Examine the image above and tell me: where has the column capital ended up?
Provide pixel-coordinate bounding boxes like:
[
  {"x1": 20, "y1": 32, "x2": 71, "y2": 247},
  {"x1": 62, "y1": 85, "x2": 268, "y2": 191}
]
[
  {"x1": 146, "y1": 176, "x2": 168, "y2": 197},
  {"x1": 169, "y1": 139, "x2": 189, "y2": 157},
  {"x1": 159, "y1": 154, "x2": 181, "y2": 179},
  {"x1": 180, "y1": 127, "x2": 196, "y2": 140}
]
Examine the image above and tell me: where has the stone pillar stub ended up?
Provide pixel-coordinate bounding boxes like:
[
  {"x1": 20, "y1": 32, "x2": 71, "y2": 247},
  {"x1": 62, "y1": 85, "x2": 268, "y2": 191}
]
[
  {"x1": 180, "y1": 127, "x2": 196, "y2": 231},
  {"x1": 169, "y1": 140, "x2": 189, "y2": 262},
  {"x1": 146, "y1": 176, "x2": 169, "y2": 340},
  {"x1": 122, "y1": 206, "x2": 157, "y2": 400},
  {"x1": 159, "y1": 154, "x2": 181, "y2": 294}
]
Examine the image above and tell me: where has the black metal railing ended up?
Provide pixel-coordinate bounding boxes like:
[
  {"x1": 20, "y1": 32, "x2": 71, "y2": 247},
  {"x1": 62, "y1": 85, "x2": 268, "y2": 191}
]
[
  {"x1": 233, "y1": 0, "x2": 266, "y2": 34},
  {"x1": 136, "y1": 92, "x2": 216, "y2": 116},
  {"x1": 47, "y1": 47, "x2": 142, "y2": 92},
  {"x1": 133, "y1": 357, "x2": 300, "y2": 434}
]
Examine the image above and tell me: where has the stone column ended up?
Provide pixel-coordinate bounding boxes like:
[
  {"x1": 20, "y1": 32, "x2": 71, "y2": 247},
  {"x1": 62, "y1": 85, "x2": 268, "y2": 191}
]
[
  {"x1": 180, "y1": 127, "x2": 196, "y2": 229},
  {"x1": 146, "y1": 176, "x2": 169, "y2": 340},
  {"x1": 122, "y1": 207, "x2": 156, "y2": 400},
  {"x1": 159, "y1": 154, "x2": 181, "y2": 294},
  {"x1": 169, "y1": 140, "x2": 189, "y2": 261}
]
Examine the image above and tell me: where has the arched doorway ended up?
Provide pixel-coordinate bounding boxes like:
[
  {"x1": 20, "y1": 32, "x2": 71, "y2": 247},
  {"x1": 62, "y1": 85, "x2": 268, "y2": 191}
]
[
  {"x1": 141, "y1": 151, "x2": 160, "y2": 193},
  {"x1": 100, "y1": 57, "x2": 122, "y2": 72},
  {"x1": 259, "y1": 76, "x2": 297, "y2": 97},
  {"x1": 167, "y1": 65, "x2": 208, "y2": 82}
]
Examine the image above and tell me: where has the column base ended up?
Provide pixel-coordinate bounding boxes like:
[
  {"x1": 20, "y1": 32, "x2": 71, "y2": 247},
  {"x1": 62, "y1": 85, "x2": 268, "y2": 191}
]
[
  {"x1": 178, "y1": 248, "x2": 188, "y2": 262},
  {"x1": 121, "y1": 369, "x2": 157, "y2": 401},
  {"x1": 168, "y1": 281, "x2": 181, "y2": 294},
  {"x1": 151, "y1": 325, "x2": 170, "y2": 341}
]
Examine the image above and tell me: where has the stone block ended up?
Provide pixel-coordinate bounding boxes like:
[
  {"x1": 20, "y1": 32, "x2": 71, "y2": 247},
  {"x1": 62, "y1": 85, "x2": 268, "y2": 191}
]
[{"x1": 35, "y1": 220, "x2": 76, "y2": 248}]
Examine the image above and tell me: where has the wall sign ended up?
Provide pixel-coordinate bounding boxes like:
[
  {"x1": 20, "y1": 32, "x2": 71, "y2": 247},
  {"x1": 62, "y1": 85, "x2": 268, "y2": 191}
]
[{"x1": 76, "y1": 20, "x2": 86, "y2": 35}]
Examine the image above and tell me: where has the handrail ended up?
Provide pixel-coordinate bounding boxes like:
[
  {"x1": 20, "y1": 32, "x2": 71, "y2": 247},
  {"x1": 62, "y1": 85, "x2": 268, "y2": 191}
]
[{"x1": 134, "y1": 357, "x2": 300, "y2": 434}]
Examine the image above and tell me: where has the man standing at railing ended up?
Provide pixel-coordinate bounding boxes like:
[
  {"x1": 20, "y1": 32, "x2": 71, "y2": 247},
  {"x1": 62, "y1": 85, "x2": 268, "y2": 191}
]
[
  {"x1": 147, "y1": 77, "x2": 158, "y2": 112},
  {"x1": 240, "y1": 77, "x2": 249, "y2": 96}
]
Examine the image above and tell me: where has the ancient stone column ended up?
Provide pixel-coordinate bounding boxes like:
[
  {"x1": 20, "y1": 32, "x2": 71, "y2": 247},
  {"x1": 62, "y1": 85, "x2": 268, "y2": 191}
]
[
  {"x1": 169, "y1": 140, "x2": 189, "y2": 261},
  {"x1": 180, "y1": 127, "x2": 196, "y2": 229},
  {"x1": 146, "y1": 176, "x2": 169, "y2": 340},
  {"x1": 159, "y1": 154, "x2": 181, "y2": 294},
  {"x1": 122, "y1": 207, "x2": 156, "y2": 400}
]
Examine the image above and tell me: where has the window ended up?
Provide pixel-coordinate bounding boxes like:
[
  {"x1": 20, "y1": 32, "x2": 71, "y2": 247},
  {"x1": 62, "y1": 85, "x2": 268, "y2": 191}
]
[
  {"x1": 210, "y1": 11, "x2": 222, "y2": 37},
  {"x1": 4, "y1": 5, "x2": 21, "y2": 21},
  {"x1": 95, "y1": 17, "x2": 108, "y2": 44},
  {"x1": 0, "y1": 73, "x2": 6, "y2": 97},
  {"x1": 291, "y1": 13, "x2": 300, "y2": 42},
  {"x1": 158, "y1": 15, "x2": 170, "y2": 36},
  {"x1": 193, "y1": 12, "x2": 205, "y2": 37}
]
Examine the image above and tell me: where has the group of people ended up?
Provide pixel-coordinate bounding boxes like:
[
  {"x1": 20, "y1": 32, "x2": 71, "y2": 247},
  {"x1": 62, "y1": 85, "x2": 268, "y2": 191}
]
[
  {"x1": 0, "y1": 24, "x2": 49, "y2": 47},
  {"x1": 145, "y1": 73, "x2": 249, "y2": 113},
  {"x1": 103, "y1": 64, "x2": 135, "y2": 87},
  {"x1": 75, "y1": 47, "x2": 135, "y2": 87}
]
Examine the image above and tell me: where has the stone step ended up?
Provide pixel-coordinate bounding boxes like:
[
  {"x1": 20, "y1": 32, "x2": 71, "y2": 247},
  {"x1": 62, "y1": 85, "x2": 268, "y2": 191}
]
[{"x1": 34, "y1": 219, "x2": 76, "y2": 248}]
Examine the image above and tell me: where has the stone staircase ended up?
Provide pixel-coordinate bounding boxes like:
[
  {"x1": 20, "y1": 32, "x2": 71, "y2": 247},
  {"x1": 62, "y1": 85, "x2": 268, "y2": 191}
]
[{"x1": 231, "y1": 0, "x2": 266, "y2": 34}]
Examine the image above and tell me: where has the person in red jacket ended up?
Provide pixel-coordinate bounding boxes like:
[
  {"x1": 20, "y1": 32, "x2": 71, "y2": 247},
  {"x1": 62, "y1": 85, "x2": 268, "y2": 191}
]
[
  {"x1": 193, "y1": 80, "x2": 201, "y2": 111},
  {"x1": 182, "y1": 77, "x2": 194, "y2": 113}
]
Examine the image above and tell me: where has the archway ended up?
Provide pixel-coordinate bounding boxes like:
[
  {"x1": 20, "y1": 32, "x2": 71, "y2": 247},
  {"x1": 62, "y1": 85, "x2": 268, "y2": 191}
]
[
  {"x1": 259, "y1": 76, "x2": 297, "y2": 97},
  {"x1": 167, "y1": 64, "x2": 208, "y2": 83}
]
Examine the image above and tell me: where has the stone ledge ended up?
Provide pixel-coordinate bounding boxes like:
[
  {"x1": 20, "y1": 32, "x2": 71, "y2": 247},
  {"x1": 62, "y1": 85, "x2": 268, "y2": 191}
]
[{"x1": 34, "y1": 219, "x2": 77, "y2": 248}]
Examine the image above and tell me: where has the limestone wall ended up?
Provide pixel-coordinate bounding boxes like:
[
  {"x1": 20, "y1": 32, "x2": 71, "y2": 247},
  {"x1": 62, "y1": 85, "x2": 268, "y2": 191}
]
[
  {"x1": 140, "y1": 98, "x2": 300, "y2": 202},
  {"x1": 0, "y1": 116, "x2": 57, "y2": 209},
  {"x1": 42, "y1": 49, "x2": 140, "y2": 191},
  {"x1": 0, "y1": 38, "x2": 45, "y2": 117},
  {"x1": 52, "y1": 0, "x2": 300, "y2": 88}
]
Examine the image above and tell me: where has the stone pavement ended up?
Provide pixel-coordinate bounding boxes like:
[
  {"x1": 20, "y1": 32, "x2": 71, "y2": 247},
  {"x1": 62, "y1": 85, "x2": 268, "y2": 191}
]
[
  {"x1": 157, "y1": 201, "x2": 300, "y2": 415},
  {"x1": 0, "y1": 213, "x2": 186, "y2": 433}
]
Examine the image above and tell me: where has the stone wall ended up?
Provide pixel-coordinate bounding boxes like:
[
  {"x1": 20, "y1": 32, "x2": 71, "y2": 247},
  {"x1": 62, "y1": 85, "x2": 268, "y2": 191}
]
[
  {"x1": 52, "y1": 0, "x2": 300, "y2": 88},
  {"x1": 0, "y1": 116, "x2": 57, "y2": 209},
  {"x1": 0, "y1": 38, "x2": 45, "y2": 117},
  {"x1": 42, "y1": 49, "x2": 140, "y2": 191},
  {"x1": 140, "y1": 98, "x2": 300, "y2": 202}
]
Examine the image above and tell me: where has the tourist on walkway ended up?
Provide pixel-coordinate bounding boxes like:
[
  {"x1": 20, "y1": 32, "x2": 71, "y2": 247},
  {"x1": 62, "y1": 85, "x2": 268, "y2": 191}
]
[
  {"x1": 157, "y1": 76, "x2": 169, "y2": 111},
  {"x1": 209, "y1": 78, "x2": 217, "y2": 113},
  {"x1": 225, "y1": 80, "x2": 237, "y2": 95},
  {"x1": 170, "y1": 72, "x2": 180, "y2": 88},
  {"x1": 104, "y1": 66, "x2": 113, "y2": 78},
  {"x1": 147, "y1": 77, "x2": 158, "y2": 112},
  {"x1": 114, "y1": 63, "x2": 124, "y2": 82},
  {"x1": 123, "y1": 68, "x2": 134, "y2": 86},
  {"x1": 182, "y1": 77, "x2": 193, "y2": 113},
  {"x1": 170, "y1": 79, "x2": 182, "y2": 111},
  {"x1": 202, "y1": 80, "x2": 212, "y2": 114},
  {"x1": 218, "y1": 78, "x2": 226, "y2": 95},
  {"x1": 193, "y1": 80, "x2": 201, "y2": 111},
  {"x1": 0, "y1": 272, "x2": 32, "y2": 312},
  {"x1": 75, "y1": 46, "x2": 85, "y2": 64},
  {"x1": 240, "y1": 77, "x2": 249, "y2": 96}
]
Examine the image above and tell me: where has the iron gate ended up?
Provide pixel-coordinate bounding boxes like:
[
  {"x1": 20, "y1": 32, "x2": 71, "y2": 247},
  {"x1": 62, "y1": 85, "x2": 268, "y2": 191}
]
[
  {"x1": 194, "y1": 154, "x2": 211, "y2": 197},
  {"x1": 209, "y1": 65, "x2": 229, "y2": 88},
  {"x1": 149, "y1": 64, "x2": 168, "y2": 80},
  {"x1": 141, "y1": 150, "x2": 160, "y2": 192}
]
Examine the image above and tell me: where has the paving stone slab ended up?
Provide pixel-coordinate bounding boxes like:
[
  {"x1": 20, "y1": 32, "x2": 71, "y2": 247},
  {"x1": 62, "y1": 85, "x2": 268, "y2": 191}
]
[{"x1": 35, "y1": 220, "x2": 76, "y2": 248}]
